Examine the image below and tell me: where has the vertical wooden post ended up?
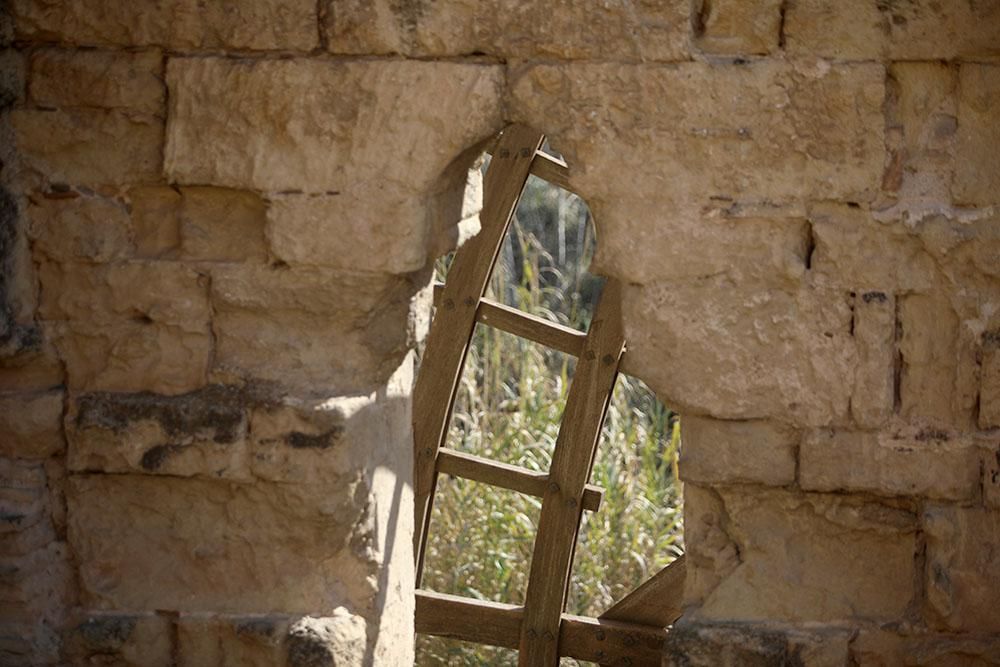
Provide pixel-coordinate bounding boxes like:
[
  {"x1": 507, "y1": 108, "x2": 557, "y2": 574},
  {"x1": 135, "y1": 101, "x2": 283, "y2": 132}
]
[
  {"x1": 412, "y1": 125, "x2": 544, "y2": 583},
  {"x1": 518, "y1": 280, "x2": 626, "y2": 666}
]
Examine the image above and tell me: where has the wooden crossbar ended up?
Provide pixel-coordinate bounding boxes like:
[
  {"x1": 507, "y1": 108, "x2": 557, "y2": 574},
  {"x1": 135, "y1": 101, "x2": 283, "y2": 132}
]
[
  {"x1": 436, "y1": 448, "x2": 603, "y2": 513},
  {"x1": 528, "y1": 151, "x2": 575, "y2": 193},
  {"x1": 415, "y1": 590, "x2": 668, "y2": 666},
  {"x1": 599, "y1": 555, "x2": 686, "y2": 627}
]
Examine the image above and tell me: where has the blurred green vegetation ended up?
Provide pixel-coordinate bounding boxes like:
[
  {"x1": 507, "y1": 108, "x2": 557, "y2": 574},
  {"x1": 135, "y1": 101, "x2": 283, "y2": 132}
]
[{"x1": 416, "y1": 171, "x2": 684, "y2": 665}]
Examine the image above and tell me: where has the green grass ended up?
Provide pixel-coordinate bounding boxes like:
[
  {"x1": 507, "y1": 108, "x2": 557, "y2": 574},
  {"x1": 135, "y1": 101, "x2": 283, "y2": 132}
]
[{"x1": 415, "y1": 173, "x2": 683, "y2": 665}]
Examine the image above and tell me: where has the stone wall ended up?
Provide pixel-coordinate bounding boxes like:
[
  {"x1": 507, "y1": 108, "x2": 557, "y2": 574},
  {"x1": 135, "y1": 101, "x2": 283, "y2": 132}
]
[{"x1": 0, "y1": 1, "x2": 998, "y2": 665}]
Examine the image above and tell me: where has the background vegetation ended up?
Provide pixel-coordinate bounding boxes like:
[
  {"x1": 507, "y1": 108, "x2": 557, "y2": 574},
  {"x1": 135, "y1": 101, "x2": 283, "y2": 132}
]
[{"x1": 416, "y1": 170, "x2": 684, "y2": 665}]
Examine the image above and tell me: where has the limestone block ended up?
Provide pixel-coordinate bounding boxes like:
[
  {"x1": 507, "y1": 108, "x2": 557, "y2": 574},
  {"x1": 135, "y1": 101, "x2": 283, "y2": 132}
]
[
  {"x1": 165, "y1": 58, "x2": 503, "y2": 193},
  {"x1": 26, "y1": 194, "x2": 134, "y2": 263},
  {"x1": 62, "y1": 612, "x2": 172, "y2": 667},
  {"x1": 0, "y1": 621, "x2": 60, "y2": 665},
  {"x1": 66, "y1": 387, "x2": 255, "y2": 481},
  {"x1": 0, "y1": 48, "x2": 24, "y2": 109},
  {"x1": 690, "y1": 486, "x2": 916, "y2": 622},
  {"x1": 851, "y1": 631, "x2": 1000, "y2": 666},
  {"x1": 68, "y1": 474, "x2": 377, "y2": 613},
  {"x1": 693, "y1": 0, "x2": 783, "y2": 55},
  {"x1": 324, "y1": 0, "x2": 689, "y2": 61},
  {"x1": 663, "y1": 624, "x2": 851, "y2": 667},
  {"x1": 981, "y1": 333, "x2": 1000, "y2": 429},
  {"x1": 286, "y1": 612, "x2": 366, "y2": 667},
  {"x1": 679, "y1": 417, "x2": 797, "y2": 487},
  {"x1": 509, "y1": 61, "x2": 885, "y2": 218},
  {"x1": 0, "y1": 390, "x2": 64, "y2": 459},
  {"x1": 29, "y1": 48, "x2": 164, "y2": 114},
  {"x1": 9, "y1": 108, "x2": 162, "y2": 186},
  {"x1": 924, "y1": 506, "x2": 1000, "y2": 633},
  {"x1": 11, "y1": 0, "x2": 318, "y2": 51},
  {"x1": 0, "y1": 341, "x2": 64, "y2": 393},
  {"x1": 37, "y1": 261, "x2": 211, "y2": 394},
  {"x1": 683, "y1": 485, "x2": 740, "y2": 607},
  {"x1": 851, "y1": 292, "x2": 895, "y2": 429},
  {"x1": 898, "y1": 293, "x2": 976, "y2": 430},
  {"x1": 623, "y1": 284, "x2": 855, "y2": 426},
  {"x1": 210, "y1": 265, "x2": 421, "y2": 393},
  {"x1": 985, "y1": 442, "x2": 1000, "y2": 510},
  {"x1": 955, "y1": 65, "x2": 1000, "y2": 206},
  {"x1": 592, "y1": 211, "x2": 809, "y2": 287},
  {"x1": 809, "y1": 203, "x2": 938, "y2": 291},
  {"x1": 800, "y1": 429, "x2": 981, "y2": 501},
  {"x1": 128, "y1": 186, "x2": 181, "y2": 259},
  {"x1": 784, "y1": 0, "x2": 1000, "y2": 60},
  {"x1": 177, "y1": 614, "x2": 289, "y2": 667},
  {"x1": 266, "y1": 192, "x2": 430, "y2": 273},
  {"x1": 179, "y1": 187, "x2": 267, "y2": 262}
]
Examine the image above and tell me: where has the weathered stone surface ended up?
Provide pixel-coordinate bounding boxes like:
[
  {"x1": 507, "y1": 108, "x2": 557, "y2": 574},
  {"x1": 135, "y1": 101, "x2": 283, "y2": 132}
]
[
  {"x1": 29, "y1": 48, "x2": 164, "y2": 114},
  {"x1": 325, "y1": 0, "x2": 689, "y2": 61},
  {"x1": 0, "y1": 340, "x2": 64, "y2": 393},
  {"x1": 898, "y1": 293, "x2": 976, "y2": 430},
  {"x1": 693, "y1": 0, "x2": 783, "y2": 55},
  {"x1": 0, "y1": 48, "x2": 25, "y2": 109},
  {"x1": 800, "y1": 429, "x2": 981, "y2": 500},
  {"x1": 595, "y1": 212, "x2": 809, "y2": 287},
  {"x1": 982, "y1": 333, "x2": 1000, "y2": 429},
  {"x1": 0, "y1": 390, "x2": 64, "y2": 459},
  {"x1": 9, "y1": 108, "x2": 162, "y2": 186},
  {"x1": 663, "y1": 623, "x2": 851, "y2": 667},
  {"x1": 286, "y1": 611, "x2": 366, "y2": 667},
  {"x1": 66, "y1": 387, "x2": 254, "y2": 480},
  {"x1": 852, "y1": 292, "x2": 895, "y2": 429},
  {"x1": 809, "y1": 203, "x2": 938, "y2": 291},
  {"x1": 924, "y1": 506, "x2": 1000, "y2": 633},
  {"x1": 68, "y1": 475, "x2": 376, "y2": 613},
  {"x1": 851, "y1": 630, "x2": 1000, "y2": 666},
  {"x1": 210, "y1": 265, "x2": 423, "y2": 393},
  {"x1": 784, "y1": 0, "x2": 1000, "y2": 60},
  {"x1": 683, "y1": 485, "x2": 740, "y2": 608},
  {"x1": 26, "y1": 194, "x2": 133, "y2": 263},
  {"x1": 37, "y1": 261, "x2": 211, "y2": 394},
  {"x1": 624, "y1": 285, "x2": 855, "y2": 426},
  {"x1": 955, "y1": 65, "x2": 1000, "y2": 206},
  {"x1": 180, "y1": 187, "x2": 267, "y2": 262},
  {"x1": 165, "y1": 58, "x2": 503, "y2": 193},
  {"x1": 62, "y1": 612, "x2": 172, "y2": 667},
  {"x1": 177, "y1": 614, "x2": 289, "y2": 667},
  {"x1": 128, "y1": 186, "x2": 181, "y2": 259},
  {"x1": 510, "y1": 61, "x2": 885, "y2": 217},
  {"x1": 985, "y1": 442, "x2": 1000, "y2": 510},
  {"x1": 679, "y1": 417, "x2": 797, "y2": 487},
  {"x1": 687, "y1": 485, "x2": 917, "y2": 622},
  {"x1": 12, "y1": 0, "x2": 318, "y2": 51}
]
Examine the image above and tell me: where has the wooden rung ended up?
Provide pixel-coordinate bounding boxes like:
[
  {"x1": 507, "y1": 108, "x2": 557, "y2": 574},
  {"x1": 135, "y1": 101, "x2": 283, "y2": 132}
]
[
  {"x1": 599, "y1": 554, "x2": 686, "y2": 628},
  {"x1": 528, "y1": 151, "x2": 575, "y2": 194},
  {"x1": 432, "y1": 284, "x2": 587, "y2": 358},
  {"x1": 436, "y1": 448, "x2": 603, "y2": 513},
  {"x1": 415, "y1": 589, "x2": 667, "y2": 665}
]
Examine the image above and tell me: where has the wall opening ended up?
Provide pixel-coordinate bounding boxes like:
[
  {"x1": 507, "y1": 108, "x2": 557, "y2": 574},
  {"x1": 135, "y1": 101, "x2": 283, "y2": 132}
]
[{"x1": 416, "y1": 141, "x2": 684, "y2": 665}]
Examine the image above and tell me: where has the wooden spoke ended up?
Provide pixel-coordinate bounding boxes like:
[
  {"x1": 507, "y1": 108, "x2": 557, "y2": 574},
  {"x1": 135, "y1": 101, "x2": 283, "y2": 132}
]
[
  {"x1": 529, "y1": 151, "x2": 575, "y2": 193},
  {"x1": 519, "y1": 280, "x2": 627, "y2": 666},
  {"x1": 436, "y1": 448, "x2": 603, "y2": 513},
  {"x1": 412, "y1": 125, "x2": 544, "y2": 584},
  {"x1": 599, "y1": 555, "x2": 686, "y2": 627}
]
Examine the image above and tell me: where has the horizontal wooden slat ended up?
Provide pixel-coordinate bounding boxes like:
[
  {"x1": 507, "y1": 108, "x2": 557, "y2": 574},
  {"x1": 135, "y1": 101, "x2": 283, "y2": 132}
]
[
  {"x1": 414, "y1": 590, "x2": 667, "y2": 666},
  {"x1": 436, "y1": 448, "x2": 603, "y2": 513},
  {"x1": 477, "y1": 299, "x2": 586, "y2": 358},
  {"x1": 529, "y1": 151, "x2": 575, "y2": 194},
  {"x1": 600, "y1": 555, "x2": 686, "y2": 628}
]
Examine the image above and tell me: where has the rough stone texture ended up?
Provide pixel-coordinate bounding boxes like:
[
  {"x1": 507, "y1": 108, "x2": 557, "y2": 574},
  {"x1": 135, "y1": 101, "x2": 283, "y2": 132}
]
[
  {"x1": 12, "y1": 0, "x2": 319, "y2": 51},
  {"x1": 9, "y1": 108, "x2": 163, "y2": 187},
  {"x1": 286, "y1": 612, "x2": 366, "y2": 667},
  {"x1": 62, "y1": 612, "x2": 172, "y2": 667},
  {"x1": 851, "y1": 631, "x2": 1000, "y2": 667},
  {"x1": 26, "y1": 194, "x2": 134, "y2": 263},
  {"x1": 679, "y1": 417, "x2": 797, "y2": 487},
  {"x1": 177, "y1": 614, "x2": 290, "y2": 666},
  {"x1": 851, "y1": 292, "x2": 895, "y2": 429},
  {"x1": 128, "y1": 186, "x2": 182, "y2": 259},
  {"x1": 37, "y1": 261, "x2": 211, "y2": 394},
  {"x1": 784, "y1": 0, "x2": 1000, "y2": 60},
  {"x1": 687, "y1": 485, "x2": 917, "y2": 623},
  {"x1": 924, "y1": 506, "x2": 1000, "y2": 634},
  {"x1": 179, "y1": 187, "x2": 268, "y2": 262},
  {"x1": 799, "y1": 429, "x2": 981, "y2": 501},
  {"x1": 0, "y1": 390, "x2": 64, "y2": 459},
  {"x1": 692, "y1": 0, "x2": 783, "y2": 56},
  {"x1": 982, "y1": 334, "x2": 1000, "y2": 429},
  {"x1": 325, "y1": 0, "x2": 690, "y2": 61},
  {"x1": 663, "y1": 624, "x2": 851, "y2": 667},
  {"x1": 624, "y1": 284, "x2": 855, "y2": 426},
  {"x1": 29, "y1": 48, "x2": 165, "y2": 115},
  {"x1": 955, "y1": 65, "x2": 1000, "y2": 207}
]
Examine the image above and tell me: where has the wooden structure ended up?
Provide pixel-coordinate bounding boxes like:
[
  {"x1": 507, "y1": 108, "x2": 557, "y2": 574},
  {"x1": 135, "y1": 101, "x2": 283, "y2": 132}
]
[{"x1": 413, "y1": 125, "x2": 684, "y2": 666}]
